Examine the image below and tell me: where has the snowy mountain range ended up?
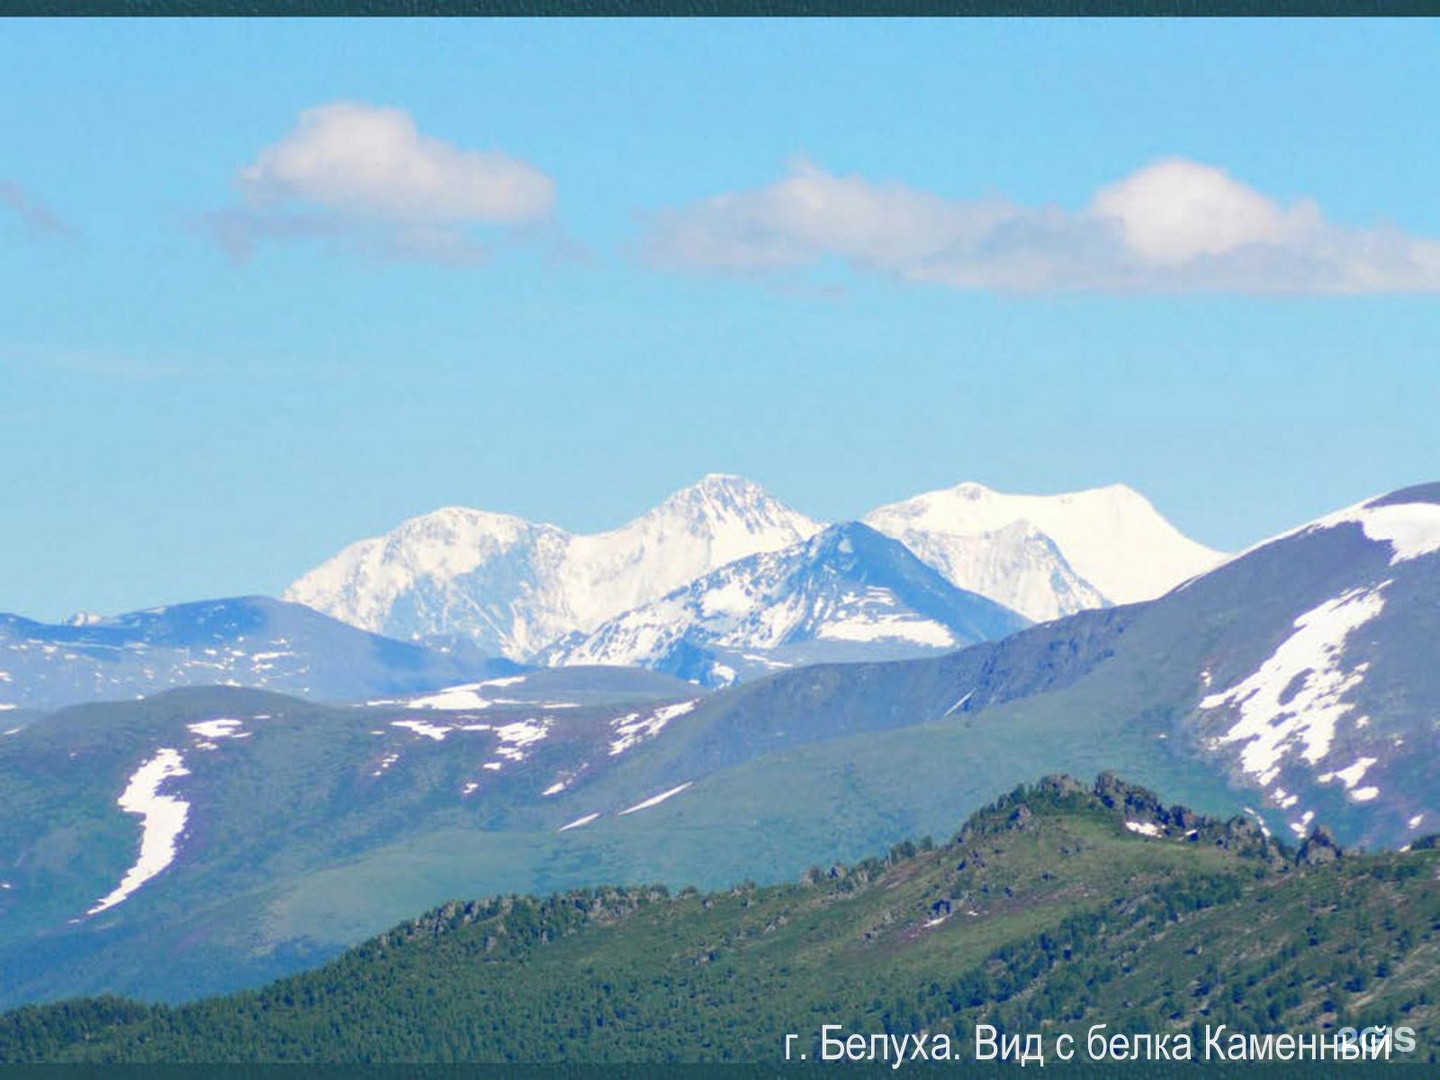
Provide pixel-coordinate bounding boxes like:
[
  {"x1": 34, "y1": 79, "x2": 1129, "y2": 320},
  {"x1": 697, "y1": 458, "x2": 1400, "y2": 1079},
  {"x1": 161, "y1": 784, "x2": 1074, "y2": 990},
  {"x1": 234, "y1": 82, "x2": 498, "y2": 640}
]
[
  {"x1": 540, "y1": 522, "x2": 1031, "y2": 686},
  {"x1": 0, "y1": 475, "x2": 1227, "y2": 711},
  {"x1": 283, "y1": 475, "x2": 821, "y2": 659},
  {"x1": 286, "y1": 475, "x2": 1223, "y2": 666},
  {"x1": 1, "y1": 482, "x2": 1435, "y2": 1009}
]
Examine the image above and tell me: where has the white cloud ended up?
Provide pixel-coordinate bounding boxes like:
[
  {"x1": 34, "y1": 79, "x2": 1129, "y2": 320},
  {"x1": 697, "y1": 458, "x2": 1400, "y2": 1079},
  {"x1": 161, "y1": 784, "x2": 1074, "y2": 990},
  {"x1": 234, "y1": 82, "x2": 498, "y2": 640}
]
[
  {"x1": 642, "y1": 158, "x2": 1440, "y2": 294},
  {"x1": 211, "y1": 102, "x2": 555, "y2": 263},
  {"x1": 1090, "y1": 159, "x2": 1319, "y2": 266},
  {"x1": 240, "y1": 102, "x2": 553, "y2": 223}
]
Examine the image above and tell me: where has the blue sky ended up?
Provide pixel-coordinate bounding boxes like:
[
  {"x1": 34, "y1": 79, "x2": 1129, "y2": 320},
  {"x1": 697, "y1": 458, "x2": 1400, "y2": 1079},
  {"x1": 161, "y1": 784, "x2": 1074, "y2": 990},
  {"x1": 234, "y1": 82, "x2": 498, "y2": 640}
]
[{"x1": 3, "y1": 19, "x2": 1438, "y2": 621}]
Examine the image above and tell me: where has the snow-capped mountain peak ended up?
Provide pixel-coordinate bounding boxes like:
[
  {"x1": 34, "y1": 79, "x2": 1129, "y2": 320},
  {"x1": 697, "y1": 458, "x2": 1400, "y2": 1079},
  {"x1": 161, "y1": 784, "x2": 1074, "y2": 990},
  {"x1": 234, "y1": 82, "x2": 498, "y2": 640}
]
[
  {"x1": 556, "y1": 476, "x2": 821, "y2": 633},
  {"x1": 544, "y1": 520, "x2": 1030, "y2": 687},
  {"x1": 285, "y1": 477, "x2": 820, "y2": 660},
  {"x1": 864, "y1": 480, "x2": 1224, "y2": 619},
  {"x1": 283, "y1": 508, "x2": 567, "y2": 651}
]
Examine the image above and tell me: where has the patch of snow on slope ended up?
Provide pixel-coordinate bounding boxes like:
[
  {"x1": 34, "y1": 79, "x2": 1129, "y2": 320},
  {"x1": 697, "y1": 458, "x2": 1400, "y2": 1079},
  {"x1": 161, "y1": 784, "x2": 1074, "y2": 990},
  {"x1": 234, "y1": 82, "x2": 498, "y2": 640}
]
[
  {"x1": 1203, "y1": 584, "x2": 1387, "y2": 783},
  {"x1": 402, "y1": 675, "x2": 527, "y2": 710},
  {"x1": 1272, "y1": 787, "x2": 1300, "y2": 810},
  {"x1": 1288, "y1": 809, "x2": 1317, "y2": 838},
  {"x1": 186, "y1": 719, "x2": 245, "y2": 740},
  {"x1": 1318, "y1": 756, "x2": 1378, "y2": 791},
  {"x1": 1125, "y1": 821, "x2": 1162, "y2": 837},
  {"x1": 815, "y1": 611, "x2": 955, "y2": 647},
  {"x1": 493, "y1": 719, "x2": 550, "y2": 761},
  {"x1": 87, "y1": 749, "x2": 191, "y2": 915},
  {"x1": 391, "y1": 719, "x2": 452, "y2": 741},
  {"x1": 1307, "y1": 500, "x2": 1440, "y2": 565},
  {"x1": 1224, "y1": 491, "x2": 1440, "y2": 570},
  {"x1": 1243, "y1": 807, "x2": 1273, "y2": 839},
  {"x1": 619, "y1": 782, "x2": 692, "y2": 816},
  {"x1": 609, "y1": 700, "x2": 699, "y2": 756},
  {"x1": 559, "y1": 812, "x2": 600, "y2": 832},
  {"x1": 1410, "y1": 814, "x2": 1425, "y2": 830},
  {"x1": 944, "y1": 691, "x2": 974, "y2": 716},
  {"x1": 403, "y1": 683, "x2": 495, "y2": 710}
]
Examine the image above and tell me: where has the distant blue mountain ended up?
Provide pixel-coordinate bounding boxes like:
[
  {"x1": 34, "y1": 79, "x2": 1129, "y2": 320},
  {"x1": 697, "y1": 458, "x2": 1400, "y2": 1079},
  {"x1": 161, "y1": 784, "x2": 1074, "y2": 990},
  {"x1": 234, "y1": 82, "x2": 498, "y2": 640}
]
[{"x1": 0, "y1": 596, "x2": 518, "y2": 712}]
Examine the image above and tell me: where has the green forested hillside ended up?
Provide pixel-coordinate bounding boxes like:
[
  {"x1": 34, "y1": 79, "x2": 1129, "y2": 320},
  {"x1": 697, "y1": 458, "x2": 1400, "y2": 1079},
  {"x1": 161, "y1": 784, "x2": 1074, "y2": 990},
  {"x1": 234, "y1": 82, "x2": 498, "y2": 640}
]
[{"x1": 2, "y1": 774, "x2": 1436, "y2": 1064}]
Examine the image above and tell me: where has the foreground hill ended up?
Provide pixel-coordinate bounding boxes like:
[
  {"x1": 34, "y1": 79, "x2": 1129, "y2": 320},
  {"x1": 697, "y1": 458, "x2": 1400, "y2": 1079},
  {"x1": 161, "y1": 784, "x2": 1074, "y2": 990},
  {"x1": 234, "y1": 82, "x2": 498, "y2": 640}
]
[{"x1": 2, "y1": 775, "x2": 1435, "y2": 1064}]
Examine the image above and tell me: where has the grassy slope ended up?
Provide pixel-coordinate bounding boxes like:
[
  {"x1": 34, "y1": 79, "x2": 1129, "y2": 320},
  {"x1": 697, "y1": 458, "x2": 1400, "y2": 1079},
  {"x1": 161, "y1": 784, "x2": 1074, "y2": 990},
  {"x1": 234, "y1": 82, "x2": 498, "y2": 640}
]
[
  {"x1": 3, "y1": 775, "x2": 1436, "y2": 1064},
  {"x1": 258, "y1": 660, "x2": 1256, "y2": 953}
]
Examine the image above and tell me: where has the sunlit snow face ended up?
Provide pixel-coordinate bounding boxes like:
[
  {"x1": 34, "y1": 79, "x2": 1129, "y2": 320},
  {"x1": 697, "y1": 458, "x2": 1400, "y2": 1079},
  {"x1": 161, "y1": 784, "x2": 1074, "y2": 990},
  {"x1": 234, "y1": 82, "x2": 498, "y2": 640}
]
[
  {"x1": 283, "y1": 477, "x2": 820, "y2": 660},
  {"x1": 1203, "y1": 584, "x2": 1387, "y2": 782}
]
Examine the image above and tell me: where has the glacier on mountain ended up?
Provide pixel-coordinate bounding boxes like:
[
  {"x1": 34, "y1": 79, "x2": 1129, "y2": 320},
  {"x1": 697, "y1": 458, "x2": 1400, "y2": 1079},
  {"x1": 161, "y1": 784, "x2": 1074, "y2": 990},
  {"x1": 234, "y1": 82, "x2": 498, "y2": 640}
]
[
  {"x1": 284, "y1": 475, "x2": 820, "y2": 659},
  {"x1": 282, "y1": 474, "x2": 1222, "y2": 670},
  {"x1": 864, "y1": 481, "x2": 1224, "y2": 620},
  {"x1": 544, "y1": 522, "x2": 1030, "y2": 686}
]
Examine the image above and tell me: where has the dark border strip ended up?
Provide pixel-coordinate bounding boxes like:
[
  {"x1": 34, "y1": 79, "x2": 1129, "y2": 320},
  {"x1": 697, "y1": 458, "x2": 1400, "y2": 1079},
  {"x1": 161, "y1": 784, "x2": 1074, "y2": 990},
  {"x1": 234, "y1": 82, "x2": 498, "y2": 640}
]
[
  {"x1": 3, "y1": 0, "x2": 1437, "y2": 16},
  {"x1": 0, "y1": 1061, "x2": 1424, "y2": 1078}
]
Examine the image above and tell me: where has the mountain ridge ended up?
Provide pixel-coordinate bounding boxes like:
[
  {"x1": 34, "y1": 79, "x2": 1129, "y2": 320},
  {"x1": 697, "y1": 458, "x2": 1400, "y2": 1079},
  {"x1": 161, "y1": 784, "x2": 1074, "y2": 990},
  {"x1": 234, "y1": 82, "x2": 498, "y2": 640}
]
[
  {"x1": 285, "y1": 474, "x2": 1221, "y2": 657},
  {"x1": 541, "y1": 521, "x2": 1032, "y2": 686},
  {"x1": 284, "y1": 474, "x2": 821, "y2": 659},
  {"x1": 0, "y1": 596, "x2": 516, "y2": 713}
]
